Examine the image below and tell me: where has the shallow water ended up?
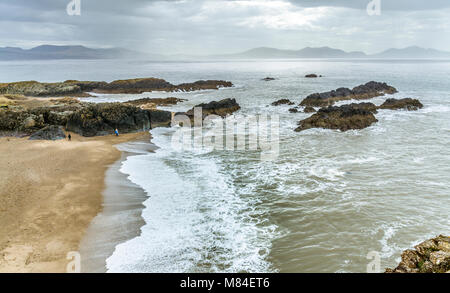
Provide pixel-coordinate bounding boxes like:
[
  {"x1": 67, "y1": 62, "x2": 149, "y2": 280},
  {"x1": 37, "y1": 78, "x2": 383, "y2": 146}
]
[{"x1": 2, "y1": 59, "x2": 449, "y2": 272}]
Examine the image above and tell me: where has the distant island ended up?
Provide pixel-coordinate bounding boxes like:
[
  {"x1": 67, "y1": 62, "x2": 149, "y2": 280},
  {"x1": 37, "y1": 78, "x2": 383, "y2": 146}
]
[{"x1": 1, "y1": 44, "x2": 450, "y2": 60}]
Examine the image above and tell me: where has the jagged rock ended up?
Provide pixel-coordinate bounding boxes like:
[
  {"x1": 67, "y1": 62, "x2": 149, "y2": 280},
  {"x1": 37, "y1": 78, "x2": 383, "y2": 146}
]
[
  {"x1": 66, "y1": 103, "x2": 152, "y2": 137},
  {"x1": 295, "y1": 103, "x2": 378, "y2": 132},
  {"x1": 0, "y1": 78, "x2": 233, "y2": 96},
  {"x1": 272, "y1": 99, "x2": 295, "y2": 106},
  {"x1": 303, "y1": 106, "x2": 316, "y2": 113},
  {"x1": 262, "y1": 77, "x2": 276, "y2": 81},
  {"x1": 289, "y1": 107, "x2": 299, "y2": 113},
  {"x1": 29, "y1": 125, "x2": 66, "y2": 141},
  {"x1": 186, "y1": 98, "x2": 241, "y2": 118},
  {"x1": 386, "y1": 235, "x2": 450, "y2": 273},
  {"x1": 378, "y1": 98, "x2": 423, "y2": 111},
  {"x1": 300, "y1": 81, "x2": 398, "y2": 107}
]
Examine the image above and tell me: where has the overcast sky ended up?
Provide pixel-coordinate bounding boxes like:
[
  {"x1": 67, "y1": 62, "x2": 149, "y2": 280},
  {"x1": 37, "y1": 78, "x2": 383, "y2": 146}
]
[{"x1": 1, "y1": 0, "x2": 450, "y2": 55}]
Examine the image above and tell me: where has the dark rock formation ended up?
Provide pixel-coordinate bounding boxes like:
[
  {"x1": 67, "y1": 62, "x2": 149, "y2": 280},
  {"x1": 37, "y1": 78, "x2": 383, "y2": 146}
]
[
  {"x1": 289, "y1": 107, "x2": 299, "y2": 113},
  {"x1": 0, "y1": 78, "x2": 233, "y2": 97},
  {"x1": 65, "y1": 103, "x2": 152, "y2": 137},
  {"x1": 125, "y1": 97, "x2": 186, "y2": 110},
  {"x1": 378, "y1": 98, "x2": 423, "y2": 111},
  {"x1": 386, "y1": 235, "x2": 450, "y2": 273},
  {"x1": 305, "y1": 74, "x2": 321, "y2": 78},
  {"x1": 262, "y1": 77, "x2": 276, "y2": 81},
  {"x1": 295, "y1": 103, "x2": 378, "y2": 132},
  {"x1": 303, "y1": 106, "x2": 316, "y2": 113},
  {"x1": 300, "y1": 81, "x2": 398, "y2": 107},
  {"x1": 184, "y1": 98, "x2": 240, "y2": 118},
  {"x1": 176, "y1": 80, "x2": 233, "y2": 92},
  {"x1": 148, "y1": 109, "x2": 172, "y2": 128},
  {"x1": 0, "y1": 81, "x2": 88, "y2": 97},
  {"x1": 347, "y1": 102, "x2": 378, "y2": 113},
  {"x1": 29, "y1": 125, "x2": 66, "y2": 141},
  {"x1": 272, "y1": 99, "x2": 295, "y2": 106}
]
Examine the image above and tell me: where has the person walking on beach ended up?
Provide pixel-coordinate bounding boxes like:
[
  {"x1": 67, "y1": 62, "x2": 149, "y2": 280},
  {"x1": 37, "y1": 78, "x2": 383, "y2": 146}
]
[
  {"x1": 68, "y1": 133, "x2": 72, "y2": 141},
  {"x1": 115, "y1": 128, "x2": 119, "y2": 136}
]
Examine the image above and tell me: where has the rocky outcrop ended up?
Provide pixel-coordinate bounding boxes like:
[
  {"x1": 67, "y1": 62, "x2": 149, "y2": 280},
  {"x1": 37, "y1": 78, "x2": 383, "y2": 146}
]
[
  {"x1": 176, "y1": 80, "x2": 233, "y2": 92},
  {"x1": 378, "y1": 98, "x2": 423, "y2": 111},
  {"x1": 303, "y1": 106, "x2": 316, "y2": 113},
  {"x1": 125, "y1": 97, "x2": 186, "y2": 110},
  {"x1": 300, "y1": 81, "x2": 398, "y2": 107},
  {"x1": 295, "y1": 103, "x2": 378, "y2": 132},
  {"x1": 185, "y1": 98, "x2": 241, "y2": 118},
  {"x1": 272, "y1": 99, "x2": 295, "y2": 106},
  {"x1": 0, "y1": 78, "x2": 233, "y2": 97},
  {"x1": 305, "y1": 74, "x2": 321, "y2": 78},
  {"x1": 347, "y1": 102, "x2": 378, "y2": 113},
  {"x1": 262, "y1": 77, "x2": 276, "y2": 81},
  {"x1": 29, "y1": 125, "x2": 66, "y2": 141},
  {"x1": 0, "y1": 81, "x2": 89, "y2": 97},
  {"x1": 148, "y1": 109, "x2": 172, "y2": 128},
  {"x1": 0, "y1": 109, "x2": 46, "y2": 133},
  {"x1": 386, "y1": 235, "x2": 450, "y2": 273},
  {"x1": 65, "y1": 103, "x2": 153, "y2": 137},
  {"x1": 289, "y1": 107, "x2": 299, "y2": 113}
]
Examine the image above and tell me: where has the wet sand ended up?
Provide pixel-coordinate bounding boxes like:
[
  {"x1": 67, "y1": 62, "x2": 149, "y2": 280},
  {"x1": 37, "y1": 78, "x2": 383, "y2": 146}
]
[
  {"x1": 0, "y1": 131, "x2": 150, "y2": 273},
  {"x1": 79, "y1": 139, "x2": 157, "y2": 273}
]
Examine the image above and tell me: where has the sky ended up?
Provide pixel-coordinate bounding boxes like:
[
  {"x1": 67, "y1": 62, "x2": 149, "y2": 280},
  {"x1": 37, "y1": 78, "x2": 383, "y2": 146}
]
[{"x1": 0, "y1": 0, "x2": 450, "y2": 55}]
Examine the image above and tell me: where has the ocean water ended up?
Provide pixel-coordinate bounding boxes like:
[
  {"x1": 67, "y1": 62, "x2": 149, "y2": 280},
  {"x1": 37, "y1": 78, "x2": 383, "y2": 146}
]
[{"x1": 2, "y1": 59, "x2": 449, "y2": 272}]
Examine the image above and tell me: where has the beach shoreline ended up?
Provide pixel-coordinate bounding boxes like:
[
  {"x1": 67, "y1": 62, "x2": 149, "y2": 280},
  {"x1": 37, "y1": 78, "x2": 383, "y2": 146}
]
[
  {"x1": 0, "y1": 131, "x2": 150, "y2": 273},
  {"x1": 79, "y1": 137, "x2": 156, "y2": 273}
]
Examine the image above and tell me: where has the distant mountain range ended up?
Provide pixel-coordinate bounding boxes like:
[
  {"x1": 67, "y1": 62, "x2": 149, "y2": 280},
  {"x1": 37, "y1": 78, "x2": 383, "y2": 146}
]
[
  {"x1": 220, "y1": 46, "x2": 450, "y2": 59},
  {"x1": 1, "y1": 44, "x2": 450, "y2": 60},
  {"x1": 0, "y1": 45, "x2": 156, "y2": 60}
]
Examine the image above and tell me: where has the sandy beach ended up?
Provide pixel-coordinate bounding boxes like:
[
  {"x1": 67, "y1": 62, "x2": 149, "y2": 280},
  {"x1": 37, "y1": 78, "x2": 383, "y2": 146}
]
[{"x1": 0, "y1": 131, "x2": 150, "y2": 273}]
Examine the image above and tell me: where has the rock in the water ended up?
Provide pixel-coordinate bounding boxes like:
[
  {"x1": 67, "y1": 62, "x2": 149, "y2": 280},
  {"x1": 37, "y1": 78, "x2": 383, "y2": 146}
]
[
  {"x1": 305, "y1": 74, "x2": 320, "y2": 78},
  {"x1": 300, "y1": 81, "x2": 397, "y2": 107},
  {"x1": 295, "y1": 103, "x2": 378, "y2": 132},
  {"x1": 378, "y1": 98, "x2": 423, "y2": 111},
  {"x1": 347, "y1": 102, "x2": 378, "y2": 113},
  {"x1": 262, "y1": 77, "x2": 276, "y2": 81},
  {"x1": 272, "y1": 99, "x2": 295, "y2": 106},
  {"x1": 386, "y1": 235, "x2": 450, "y2": 273},
  {"x1": 186, "y1": 98, "x2": 241, "y2": 118},
  {"x1": 125, "y1": 97, "x2": 187, "y2": 110},
  {"x1": 303, "y1": 106, "x2": 316, "y2": 113},
  {"x1": 289, "y1": 107, "x2": 299, "y2": 113},
  {"x1": 66, "y1": 103, "x2": 153, "y2": 137},
  {"x1": 29, "y1": 125, "x2": 66, "y2": 141}
]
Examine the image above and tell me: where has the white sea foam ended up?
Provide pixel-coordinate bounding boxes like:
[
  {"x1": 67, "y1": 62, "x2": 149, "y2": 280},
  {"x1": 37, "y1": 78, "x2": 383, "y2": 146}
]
[{"x1": 106, "y1": 127, "x2": 278, "y2": 272}]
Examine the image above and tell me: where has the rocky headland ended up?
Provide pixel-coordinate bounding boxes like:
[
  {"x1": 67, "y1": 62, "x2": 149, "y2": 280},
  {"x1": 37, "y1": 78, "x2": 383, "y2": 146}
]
[
  {"x1": 299, "y1": 81, "x2": 398, "y2": 107},
  {"x1": 386, "y1": 235, "x2": 450, "y2": 273},
  {"x1": 0, "y1": 78, "x2": 233, "y2": 97}
]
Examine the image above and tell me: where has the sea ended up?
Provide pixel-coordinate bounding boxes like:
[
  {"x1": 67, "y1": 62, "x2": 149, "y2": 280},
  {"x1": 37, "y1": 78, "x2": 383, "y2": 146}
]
[{"x1": 1, "y1": 58, "x2": 449, "y2": 272}]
